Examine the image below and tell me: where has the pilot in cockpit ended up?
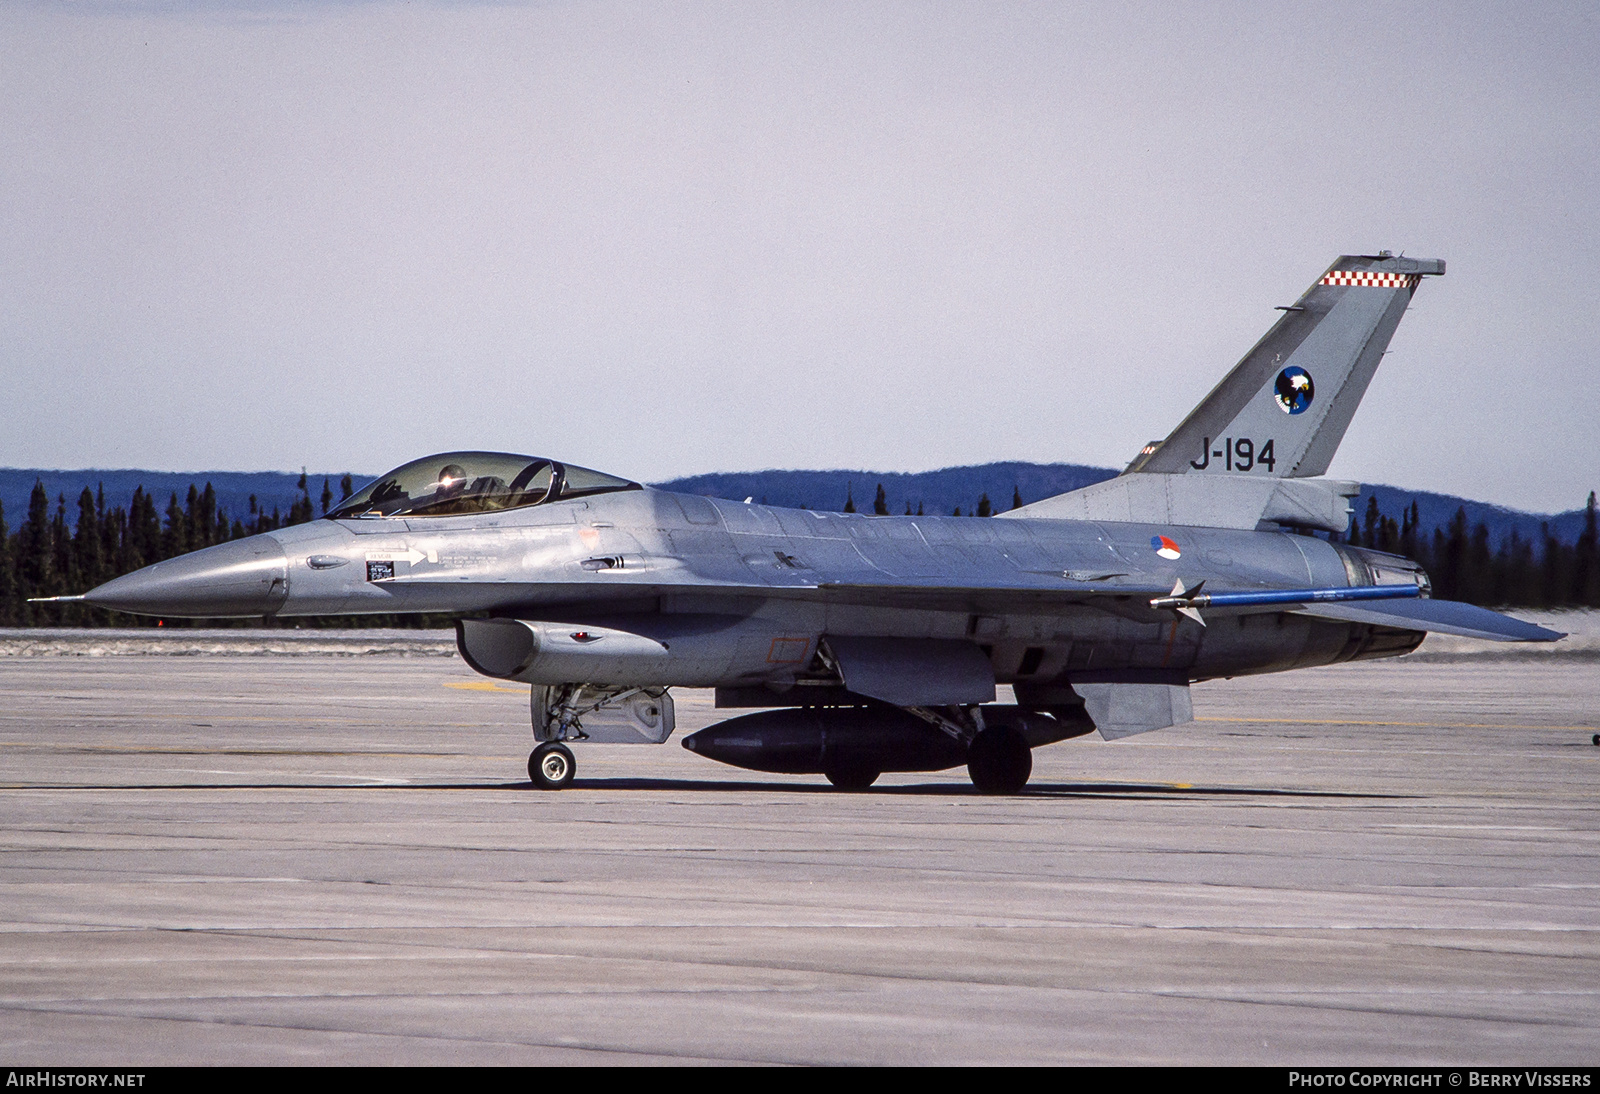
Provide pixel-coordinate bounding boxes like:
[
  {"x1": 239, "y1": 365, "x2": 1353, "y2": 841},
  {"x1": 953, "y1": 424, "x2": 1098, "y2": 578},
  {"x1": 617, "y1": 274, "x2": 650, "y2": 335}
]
[{"x1": 434, "y1": 464, "x2": 469, "y2": 502}]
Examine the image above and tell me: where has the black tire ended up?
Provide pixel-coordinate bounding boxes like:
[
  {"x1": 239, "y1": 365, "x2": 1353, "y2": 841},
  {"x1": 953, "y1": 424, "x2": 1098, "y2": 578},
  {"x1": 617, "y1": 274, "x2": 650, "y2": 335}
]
[
  {"x1": 967, "y1": 724, "x2": 1032, "y2": 795},
  {"x1": 1593, "y1": 734, "x2": 1599, "y2": 747},
  {"x1": 824, "y1": 763, "x2": 881, "y2": 790},
  {"x1": 529, "y1": 742, "x2": 576, "y2": 790}
]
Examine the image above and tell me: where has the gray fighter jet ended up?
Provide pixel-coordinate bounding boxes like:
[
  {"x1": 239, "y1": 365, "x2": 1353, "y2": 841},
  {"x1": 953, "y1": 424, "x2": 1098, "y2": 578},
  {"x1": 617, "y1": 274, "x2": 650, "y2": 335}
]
[{"x1": 59, "y1": 253, "x2": 1562, "y2": 793}]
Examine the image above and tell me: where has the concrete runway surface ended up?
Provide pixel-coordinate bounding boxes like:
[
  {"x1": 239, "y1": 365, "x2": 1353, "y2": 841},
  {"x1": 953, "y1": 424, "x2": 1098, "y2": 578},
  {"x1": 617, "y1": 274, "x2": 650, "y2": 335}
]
[{"x1": 0, "y1": 638, "x2": 1596, "y2": 1065}]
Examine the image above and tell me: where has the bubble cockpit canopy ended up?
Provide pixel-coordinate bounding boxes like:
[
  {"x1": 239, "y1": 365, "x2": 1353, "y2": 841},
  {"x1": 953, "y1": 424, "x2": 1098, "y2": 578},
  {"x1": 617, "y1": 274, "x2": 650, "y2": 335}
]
[{"x1": 328, "y1": 452, "x2": 641, "y2": 519}]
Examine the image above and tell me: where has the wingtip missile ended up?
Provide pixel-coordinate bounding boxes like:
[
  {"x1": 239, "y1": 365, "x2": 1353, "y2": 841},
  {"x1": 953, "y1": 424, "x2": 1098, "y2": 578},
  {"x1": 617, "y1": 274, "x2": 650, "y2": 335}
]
[{"x1": 1149, "y1": 582, "x2": 1423, "y2": 626}]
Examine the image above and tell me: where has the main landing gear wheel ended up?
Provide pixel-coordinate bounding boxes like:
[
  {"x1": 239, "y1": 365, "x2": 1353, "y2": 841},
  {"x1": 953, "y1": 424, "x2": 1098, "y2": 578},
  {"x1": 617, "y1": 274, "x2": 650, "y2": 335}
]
[
  {"x1": 824, "y1": 762, "x2": 881, "y2": 791},
  {"x1": 529, "y1": 742, "x2": 576, "y2": 790},
  {"x1": 967, "y1": 725, "x2": 1032, "y2": 795}
]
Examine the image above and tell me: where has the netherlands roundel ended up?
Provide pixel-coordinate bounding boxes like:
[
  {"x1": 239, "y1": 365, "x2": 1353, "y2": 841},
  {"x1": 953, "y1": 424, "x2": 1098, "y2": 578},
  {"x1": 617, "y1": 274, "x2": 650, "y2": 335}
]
[
  {"x1": 1274, "y1": 366, "x2": 1314, "y2": 414},
  {"x1": 1151, "y1": 535, "x2": 1181, "y2": 560}
]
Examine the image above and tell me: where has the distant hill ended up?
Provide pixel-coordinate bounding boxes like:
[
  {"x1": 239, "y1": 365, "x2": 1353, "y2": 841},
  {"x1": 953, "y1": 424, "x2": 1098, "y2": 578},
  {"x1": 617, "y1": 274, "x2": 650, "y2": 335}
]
[
  {"x1": 1, "y1": 462, "x2": 1589, "y2": 547},
  {"x1": 655, "y1": 462, "x2": 1117, "y2": 517},
  {"x1": 655, "y1": 463, "x2": 1592, "y2": 547}
]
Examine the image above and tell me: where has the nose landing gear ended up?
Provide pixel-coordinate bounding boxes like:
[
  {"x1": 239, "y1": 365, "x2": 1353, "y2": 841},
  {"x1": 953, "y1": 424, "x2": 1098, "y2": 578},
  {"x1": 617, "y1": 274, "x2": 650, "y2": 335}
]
[{"x1": 529, "y1": 741, "x2": 576, "y2": 790}]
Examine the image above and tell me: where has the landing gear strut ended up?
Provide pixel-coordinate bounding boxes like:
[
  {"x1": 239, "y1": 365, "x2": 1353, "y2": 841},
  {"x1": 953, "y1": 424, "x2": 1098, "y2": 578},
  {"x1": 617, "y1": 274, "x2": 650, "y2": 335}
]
[
  {"x1": 967, "y1": 724, "x2": 1032, "y2": 795},
  {"x1": 529, "y1": 741, "x2": 576, "y2": 790}
]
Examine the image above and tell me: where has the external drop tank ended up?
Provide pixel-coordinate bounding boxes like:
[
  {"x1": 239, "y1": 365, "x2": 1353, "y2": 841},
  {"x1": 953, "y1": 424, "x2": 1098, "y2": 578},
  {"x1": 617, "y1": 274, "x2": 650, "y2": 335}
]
[{"x1": 681, "y1": 704, "x2": 1092, "y2": 776}]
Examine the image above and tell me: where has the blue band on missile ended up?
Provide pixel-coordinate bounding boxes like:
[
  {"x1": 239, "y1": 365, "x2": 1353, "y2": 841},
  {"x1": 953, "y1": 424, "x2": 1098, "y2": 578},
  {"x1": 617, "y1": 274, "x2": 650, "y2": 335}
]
[{"x1": 1190, "y1": 584, "x2": 1420, "y2": 609}]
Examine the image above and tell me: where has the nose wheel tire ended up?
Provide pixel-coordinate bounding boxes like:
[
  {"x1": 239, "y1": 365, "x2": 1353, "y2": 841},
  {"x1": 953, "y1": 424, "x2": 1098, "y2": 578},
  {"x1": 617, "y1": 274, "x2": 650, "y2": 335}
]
[
  {"x1": 529, "y1": 742, "x2": 576, "y2": 790},
  {"x1": 967, "y1": 725, "x2": 1032, "y2": 795}
]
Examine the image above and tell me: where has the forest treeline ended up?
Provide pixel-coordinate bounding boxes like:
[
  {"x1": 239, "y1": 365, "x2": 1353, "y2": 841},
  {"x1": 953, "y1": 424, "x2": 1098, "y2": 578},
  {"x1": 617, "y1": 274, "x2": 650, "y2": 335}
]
[
  {"x1": 0, "y1": 476, "x2": 1595, "y2": 627},
  {"x1": 1338, "y1": 492, "x2": 1598, "y2": 608},
  {"x1": 0, "y1": 474, "x2": 354, "y2": 628}
]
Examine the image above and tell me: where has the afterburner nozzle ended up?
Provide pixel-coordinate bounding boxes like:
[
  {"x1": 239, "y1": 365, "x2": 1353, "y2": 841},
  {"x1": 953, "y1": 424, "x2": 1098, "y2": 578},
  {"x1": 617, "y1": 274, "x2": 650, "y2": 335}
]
[{"x1": 82, "y1": 536, "x2": 290, "y2": 618}]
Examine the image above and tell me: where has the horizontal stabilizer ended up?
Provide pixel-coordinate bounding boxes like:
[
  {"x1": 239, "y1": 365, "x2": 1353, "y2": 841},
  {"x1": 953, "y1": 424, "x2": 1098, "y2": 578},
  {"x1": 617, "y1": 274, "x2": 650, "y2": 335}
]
[{"x1": 1292, "y1": 599, "x2": 1563, "y2": 642}]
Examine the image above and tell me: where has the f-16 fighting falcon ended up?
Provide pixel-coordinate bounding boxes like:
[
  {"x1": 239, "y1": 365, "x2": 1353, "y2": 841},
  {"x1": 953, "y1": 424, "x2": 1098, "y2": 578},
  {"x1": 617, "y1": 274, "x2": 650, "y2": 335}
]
[{"x1": 54, "y1": 253, "x2": 1562, "y2": 793}]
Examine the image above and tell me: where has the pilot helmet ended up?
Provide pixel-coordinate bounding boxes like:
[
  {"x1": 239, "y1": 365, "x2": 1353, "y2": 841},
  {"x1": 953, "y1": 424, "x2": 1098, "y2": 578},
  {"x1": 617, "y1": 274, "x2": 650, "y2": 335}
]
[{"x1": 437, "y1": 464, "x2": 468, "y2": 494}]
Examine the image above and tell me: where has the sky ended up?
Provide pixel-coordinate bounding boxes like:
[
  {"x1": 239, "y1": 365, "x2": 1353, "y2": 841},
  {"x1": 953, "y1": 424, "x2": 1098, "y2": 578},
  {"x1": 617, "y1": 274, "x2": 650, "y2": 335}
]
[{"x1": 2, "y1": 0, "x2": 1596, "y2": 512}]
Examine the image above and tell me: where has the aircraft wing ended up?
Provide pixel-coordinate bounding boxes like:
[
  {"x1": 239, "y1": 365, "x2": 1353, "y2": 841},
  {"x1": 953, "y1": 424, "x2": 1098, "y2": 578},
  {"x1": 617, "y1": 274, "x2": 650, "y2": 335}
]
[
  {"x1": 477, "y1": 573, "x2": 1168, "y2": 615},
  {"x1": 810, "y1": 575, "x2": 1171, "y2": 614},
  {"x1": 1290, "y1": 598, "x2": 1563, "y2": 642}
]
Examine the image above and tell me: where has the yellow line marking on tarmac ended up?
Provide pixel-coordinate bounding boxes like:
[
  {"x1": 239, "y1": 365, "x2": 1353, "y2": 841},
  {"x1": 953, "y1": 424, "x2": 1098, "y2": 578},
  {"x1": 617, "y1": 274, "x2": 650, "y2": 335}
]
[
  {"x1": 443, "y1": 681, "x2": 525, "y2": 693},
  {"x1": 1196, "y1": 717, "x2": 1596, "y2": 731}
]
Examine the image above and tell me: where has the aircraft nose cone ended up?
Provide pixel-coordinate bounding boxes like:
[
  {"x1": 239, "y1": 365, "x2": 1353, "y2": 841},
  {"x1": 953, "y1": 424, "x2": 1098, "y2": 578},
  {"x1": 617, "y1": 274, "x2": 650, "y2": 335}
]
[{"x1": 84, "y1": 536, "x2": 290, "y2": 618}]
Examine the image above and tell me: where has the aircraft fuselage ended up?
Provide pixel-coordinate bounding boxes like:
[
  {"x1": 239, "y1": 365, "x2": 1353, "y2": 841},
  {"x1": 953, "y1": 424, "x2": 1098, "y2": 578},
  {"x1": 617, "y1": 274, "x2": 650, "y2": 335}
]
[{"x1": 85, "y1": 486, "x2": 1427, "y2": 689}]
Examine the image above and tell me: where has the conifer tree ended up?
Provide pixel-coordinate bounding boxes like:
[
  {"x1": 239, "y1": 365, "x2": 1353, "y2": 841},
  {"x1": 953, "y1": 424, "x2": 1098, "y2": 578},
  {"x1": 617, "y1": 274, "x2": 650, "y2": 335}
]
[
  {"x1": 976, "y1": 493, "x2": 993, "y2": 517},
  {"x1": 51, "y1": 494, "x2": 72, "y2": 595},
  {"x1": 1012, "y1": 486, "x2": 1023, "y2": 510},
  {"x1": 1435, "y1": 508, "x2": 1470, "y2": 600},
  {"x1": 0, "y1": 499, "x2": 13, "y2": 626},
  {"x1": 163, "y1": 493, "x2": 187, "y2": 559},
  {"x1": 873, "y1": 484, "x2": 888, "y2": 515},
  {"x1": 340, "y1": 474, "x2": 354, "y2": 501},
  {"x1": 843, "y1": 483, "x2": 856, "y2": 513},
  {"x1": 73, "y1": 488, "x2": 102, "y2": 597},
  {"x1": 1400, "y1": 501, "x2": 1419, "y2": 561},
  {"x1": 199, "y1": 484, "x2": 218, "y2": 549},
  {"x1": 287, "y1": 472, "x2": 314, "y2": 525},
  {"x1": 97, "y1": 485, "x2": 117, "y2": 580},
  {"x1": 1466, "y1": 521, "x2": 1492, "y2": 605},
  {"x1": 1575, "y1": 491, "x2": 1599, "y2": 606},
  {"x1": 1377, "y1": 514, "x2": 1400, "y2": 554},
  {"x1": 123, "y1": 487, "x2": 156, "y2": 571},
  {"x1": 1539, "y1": 522, "x2": 1563, "y2": 606},
  {"x1": 321, "y1": 478, "x2": 333, "y2": 516},
  {"x1": 18, "y1": 482, "x2": 53, "y2": 613}
]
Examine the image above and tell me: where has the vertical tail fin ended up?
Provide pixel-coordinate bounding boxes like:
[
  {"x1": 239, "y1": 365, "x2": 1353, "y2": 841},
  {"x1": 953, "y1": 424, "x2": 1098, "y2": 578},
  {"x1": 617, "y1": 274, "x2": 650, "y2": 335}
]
[{"x1": 1125, "y1": 253, "x2": 1444, "y2": 479}]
